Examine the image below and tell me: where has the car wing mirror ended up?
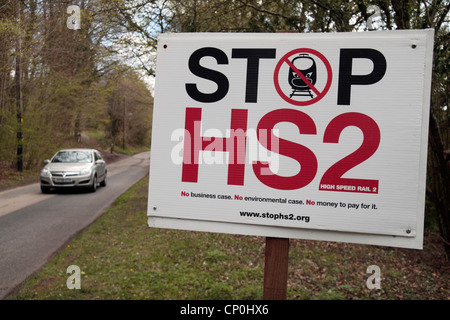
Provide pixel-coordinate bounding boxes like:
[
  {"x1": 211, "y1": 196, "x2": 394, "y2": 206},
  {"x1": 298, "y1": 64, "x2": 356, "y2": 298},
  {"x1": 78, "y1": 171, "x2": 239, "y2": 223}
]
[{"x1": 43, "y1": 160, "x2": 50, "y2": 164}]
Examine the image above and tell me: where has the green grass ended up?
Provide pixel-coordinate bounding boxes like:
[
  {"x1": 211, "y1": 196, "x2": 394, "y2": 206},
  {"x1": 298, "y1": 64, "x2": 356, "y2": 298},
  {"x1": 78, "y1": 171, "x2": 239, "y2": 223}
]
[{"x1": 8, "y1": 176, "x2": 449, "y2": 300}]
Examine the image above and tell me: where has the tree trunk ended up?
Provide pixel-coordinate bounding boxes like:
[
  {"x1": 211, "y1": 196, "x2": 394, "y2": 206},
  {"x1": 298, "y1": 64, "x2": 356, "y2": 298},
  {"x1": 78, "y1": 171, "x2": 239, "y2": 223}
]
[{"x1": 428, "y1": 112, "x2": 450, "y2": 257}]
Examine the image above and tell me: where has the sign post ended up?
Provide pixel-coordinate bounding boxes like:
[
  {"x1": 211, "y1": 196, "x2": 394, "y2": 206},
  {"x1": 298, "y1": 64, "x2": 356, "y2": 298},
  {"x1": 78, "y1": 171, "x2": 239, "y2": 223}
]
[
  {"x1": 263, "y1": 237, "x2": 290, "y2": 300},
  {"x1": 148, "y1": 30, "x2": 434, "y2": 298}
]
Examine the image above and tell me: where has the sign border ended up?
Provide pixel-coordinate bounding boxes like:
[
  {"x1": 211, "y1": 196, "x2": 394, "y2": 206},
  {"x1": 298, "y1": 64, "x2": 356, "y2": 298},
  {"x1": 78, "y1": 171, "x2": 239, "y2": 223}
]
[{"x1": 148, "y1": 29, "x2": 435, "y2": 250}]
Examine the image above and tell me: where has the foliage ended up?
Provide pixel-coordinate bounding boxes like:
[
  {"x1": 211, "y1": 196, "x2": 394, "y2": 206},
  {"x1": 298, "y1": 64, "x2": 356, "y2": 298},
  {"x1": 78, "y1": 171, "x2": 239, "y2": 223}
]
[
  {"x1": 0, "y1": 0, "x2": 448, "y2": 257},
  {"x1": 104, "y1": 67, "x2": 153, "y2": 149},
  {"x1": 104, "y1": 0, "x2": 450, "y2": 258},
  {"x1": 0, "y1": 0, "x2": 153, "y2": 171}
]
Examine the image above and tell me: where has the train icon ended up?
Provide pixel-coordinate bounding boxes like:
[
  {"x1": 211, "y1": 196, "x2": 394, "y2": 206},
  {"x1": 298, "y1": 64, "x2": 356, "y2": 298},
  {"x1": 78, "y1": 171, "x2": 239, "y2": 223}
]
[{"x1": 288, "y1": 54, "x2": 317, "y2": 98}]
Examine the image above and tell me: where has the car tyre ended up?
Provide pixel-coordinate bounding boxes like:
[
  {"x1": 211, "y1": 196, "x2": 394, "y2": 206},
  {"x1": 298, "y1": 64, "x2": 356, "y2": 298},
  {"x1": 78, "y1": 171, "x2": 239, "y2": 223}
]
[
  {"x1": 41, "y1": 186, "x2": 51, "y2": 194},
  {"x1": 100, "y1": 172, "x2": 107, "y2": 187},
  {"x1": 90, "y1": 175, "x2": 97, "y2": 192}
]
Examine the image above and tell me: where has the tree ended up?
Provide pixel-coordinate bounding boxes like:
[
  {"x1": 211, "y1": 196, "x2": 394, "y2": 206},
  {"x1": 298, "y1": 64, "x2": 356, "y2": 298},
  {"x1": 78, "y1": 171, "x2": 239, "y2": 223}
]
[
  {"x1": 104, "y1": 67, "x2": 153, "y2": 151},
  {"x1": 0, "y1": 0, "x2": 18, "y2": 168},
  {"x1": 0, "y1": 0, "x2": 144, "y2": 170},
  {"x1": 103, "y1": 0, "x2": 449, "y2": 257}
]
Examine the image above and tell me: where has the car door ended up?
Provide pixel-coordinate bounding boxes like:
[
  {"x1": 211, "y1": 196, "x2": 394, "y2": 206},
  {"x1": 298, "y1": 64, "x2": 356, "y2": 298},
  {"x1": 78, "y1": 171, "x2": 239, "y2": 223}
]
[{"x1": 94, "y1": 151, "x2": 106, "y2": 180}]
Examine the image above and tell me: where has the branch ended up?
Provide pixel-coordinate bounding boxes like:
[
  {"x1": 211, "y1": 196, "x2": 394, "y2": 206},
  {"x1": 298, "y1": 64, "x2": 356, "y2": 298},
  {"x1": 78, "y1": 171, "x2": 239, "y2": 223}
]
[
  {"x1": 236, "y1": 0, "x2": 292, "y2": 20},
  {"x1": 435, "y1": 1, "x2": 450, "y2": 31}
]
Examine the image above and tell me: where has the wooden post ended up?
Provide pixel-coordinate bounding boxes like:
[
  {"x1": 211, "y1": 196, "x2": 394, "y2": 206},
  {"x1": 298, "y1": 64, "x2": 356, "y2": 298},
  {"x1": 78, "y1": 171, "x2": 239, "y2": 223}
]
[{"x1": 263, "y1": 237, "x2": 290, "y2": 300}]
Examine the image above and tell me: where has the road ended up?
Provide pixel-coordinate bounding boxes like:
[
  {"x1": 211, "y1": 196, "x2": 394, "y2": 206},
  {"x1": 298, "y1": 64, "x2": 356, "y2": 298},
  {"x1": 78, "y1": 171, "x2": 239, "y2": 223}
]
[{"x1": 0, "y1": 151, "x2": 150, "y2": 299}]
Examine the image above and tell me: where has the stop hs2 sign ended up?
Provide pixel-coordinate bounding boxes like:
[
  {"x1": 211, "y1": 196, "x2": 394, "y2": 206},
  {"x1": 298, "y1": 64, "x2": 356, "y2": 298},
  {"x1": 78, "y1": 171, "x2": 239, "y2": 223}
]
[{"x1": 148, "y1": 30, "x2": 434, "y2": 249}]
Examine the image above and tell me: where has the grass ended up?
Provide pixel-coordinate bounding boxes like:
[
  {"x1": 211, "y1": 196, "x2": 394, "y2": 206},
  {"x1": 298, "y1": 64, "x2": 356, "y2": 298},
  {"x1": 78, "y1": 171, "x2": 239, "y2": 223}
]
[{"x1": 8, "y1": 176, "x2": 450, "y2": 300}]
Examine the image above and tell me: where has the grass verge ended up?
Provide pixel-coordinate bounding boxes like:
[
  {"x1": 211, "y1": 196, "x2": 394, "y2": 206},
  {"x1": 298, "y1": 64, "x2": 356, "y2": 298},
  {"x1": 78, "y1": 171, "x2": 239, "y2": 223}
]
[{"x1": 8, "y1": 176, "x2": 449, "y2": 300}]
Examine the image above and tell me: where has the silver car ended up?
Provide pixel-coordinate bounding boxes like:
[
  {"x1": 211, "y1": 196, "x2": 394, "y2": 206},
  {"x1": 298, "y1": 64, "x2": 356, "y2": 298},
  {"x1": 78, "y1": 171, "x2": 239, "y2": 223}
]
[{"x1": 40, "y1": 148, "x2": 107, "y2": 193}]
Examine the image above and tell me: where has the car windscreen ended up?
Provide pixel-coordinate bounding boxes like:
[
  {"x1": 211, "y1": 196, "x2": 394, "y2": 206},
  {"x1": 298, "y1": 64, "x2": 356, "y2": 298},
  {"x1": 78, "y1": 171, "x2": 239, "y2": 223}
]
[{"x1": 51, "y1": 151, "x2": 93, "y2": 163}]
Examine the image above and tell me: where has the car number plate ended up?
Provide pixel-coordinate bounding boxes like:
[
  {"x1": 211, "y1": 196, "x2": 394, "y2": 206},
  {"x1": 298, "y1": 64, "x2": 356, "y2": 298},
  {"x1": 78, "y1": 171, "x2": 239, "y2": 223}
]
[{"x1": 54, "y1": 178, "x2": 73, "y2": 183}]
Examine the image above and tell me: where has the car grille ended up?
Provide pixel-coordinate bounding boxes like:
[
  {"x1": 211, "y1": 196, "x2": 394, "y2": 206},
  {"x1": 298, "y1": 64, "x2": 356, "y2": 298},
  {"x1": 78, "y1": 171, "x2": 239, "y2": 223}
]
[
  {"x1": 51, "y1": 171, "x2": 79, "y2": 177},
  {"x1": 53, "y1": 180, "x2": 75, "y2": 185}
]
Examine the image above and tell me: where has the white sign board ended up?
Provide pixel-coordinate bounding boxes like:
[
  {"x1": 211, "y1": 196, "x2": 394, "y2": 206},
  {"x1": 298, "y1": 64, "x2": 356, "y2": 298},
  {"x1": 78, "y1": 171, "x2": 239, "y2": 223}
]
[{"x1": 148, "y1": 30, "x2": 434, "y2": 249}]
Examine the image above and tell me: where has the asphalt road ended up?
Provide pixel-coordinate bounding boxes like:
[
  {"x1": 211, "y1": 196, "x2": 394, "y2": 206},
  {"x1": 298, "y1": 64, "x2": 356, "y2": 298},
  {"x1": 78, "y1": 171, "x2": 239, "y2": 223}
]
[{"x1": 0, "y1": 151, "x2": 150, "y2": 299}]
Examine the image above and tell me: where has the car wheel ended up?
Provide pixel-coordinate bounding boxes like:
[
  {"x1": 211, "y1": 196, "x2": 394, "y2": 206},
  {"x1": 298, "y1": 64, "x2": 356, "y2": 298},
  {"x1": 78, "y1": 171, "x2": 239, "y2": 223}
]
[
  {"x1": 90, "y1": 175, "x2": 97, "y2": 192},
  {"x1": 41, "y1": 186, "x2": 51, "y2": 194},
  {"x1": 100, "y1": 172, "x2": 107, "y2": 187}
]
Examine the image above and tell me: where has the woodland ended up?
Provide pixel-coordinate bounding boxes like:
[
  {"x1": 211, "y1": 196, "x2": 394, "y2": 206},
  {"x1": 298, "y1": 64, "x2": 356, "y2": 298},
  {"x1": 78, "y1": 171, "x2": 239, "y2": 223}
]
[{"x1": 0, "y1": 0, "x2": 449, "y2": 257}]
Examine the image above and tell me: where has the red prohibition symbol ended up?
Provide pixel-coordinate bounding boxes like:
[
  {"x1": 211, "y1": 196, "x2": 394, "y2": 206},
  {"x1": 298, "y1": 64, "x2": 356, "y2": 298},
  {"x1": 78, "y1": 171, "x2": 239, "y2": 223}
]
[{"x1": 274, "y1": 48, "x2": 332, "y2": 106}]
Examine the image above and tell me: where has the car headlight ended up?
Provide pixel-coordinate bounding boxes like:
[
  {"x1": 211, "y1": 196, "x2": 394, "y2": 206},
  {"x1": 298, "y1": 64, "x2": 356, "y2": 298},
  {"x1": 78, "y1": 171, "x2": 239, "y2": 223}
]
[
  {"x1": 41, "y1": 168, "x2": 51, "y2": 177},
  {"x1": 80, "y1": 168, "x2": 91, "y2": 175}
]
